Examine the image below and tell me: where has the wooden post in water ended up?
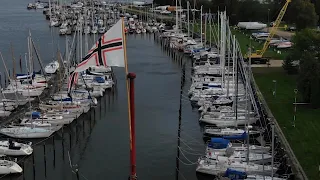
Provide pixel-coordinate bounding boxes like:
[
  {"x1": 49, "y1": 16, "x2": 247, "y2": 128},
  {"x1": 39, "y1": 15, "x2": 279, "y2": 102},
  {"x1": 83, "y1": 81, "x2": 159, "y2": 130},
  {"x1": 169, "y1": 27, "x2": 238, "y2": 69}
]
[
  {"x1": 62, "y1": 126, "x2": 65, "y2": 160},
  {"x1": 69, "y1": 132, "x2": 72, "y2": 149},
  {"x1": 83, "y1": 119, "x2": 85, "y2": 138},
  {"x1": 53, "y1": 136, "x2": 56, "y2": 168},
  {"x1": 43, "y1": 143, "x2": 47, "y2": 178},
  {"x1": 76, "y1": 120, "x2": 78, "y2": 143},
  {"x1": 76, "y1": 169, "x2": 80, "y2": 180},
  {"x1": 32, "y1": 151, "x2": 36, "y2": 180},
  {"x1": 23, "y1": 161, "x2": 25, "y2": 180}
]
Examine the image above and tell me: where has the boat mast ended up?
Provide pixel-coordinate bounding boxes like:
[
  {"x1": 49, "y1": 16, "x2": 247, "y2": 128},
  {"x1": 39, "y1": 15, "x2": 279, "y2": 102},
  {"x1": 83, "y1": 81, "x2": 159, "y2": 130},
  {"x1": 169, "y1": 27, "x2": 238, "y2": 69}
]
[
  {"x1": 80, "y1": 16, "x2": 83, "y2": 61},
  {"x1": 232, "y1": 35, "x2": 236, "y2": 113},
  {"x1": 24, "y1": 52, "x2": 32, "y2": 121},
  {"x1": 200, "y1": 5, "x2": 203, "y2": 44},
  {"x1": 175, "y1": 0, "x2": 178, "y2": 30},
  {"x1": 92, "y1": 0, "x2": 96, "y2": 42},
  {"x1": 0, "y1": 53, "x2": 11, "y2": 89},
  {"x1": 187, "y1": 1, "x2": 190, "y2": 37},
  {"x1": 226, "y1": 18, "x2": 231, "y2": 98},
  {"x1": 246, "y1": 40, "x2": 252, "y2": 164},
  {"x1": 204, "y1": 12, "x2": 207, "y2": 46},
  {"x1": 208, "y1": 9, "x2": 211, "y2": 47},
  {"x1": 85, "y1": 12, "x2": 89, "y2": 53}
]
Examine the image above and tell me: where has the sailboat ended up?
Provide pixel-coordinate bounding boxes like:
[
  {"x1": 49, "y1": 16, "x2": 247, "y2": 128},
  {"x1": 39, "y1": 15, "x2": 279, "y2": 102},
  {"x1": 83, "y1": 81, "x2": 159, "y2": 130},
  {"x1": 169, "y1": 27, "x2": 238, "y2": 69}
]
[
  {"x1": 0, "y1": 126, "x2": 55, "y2": 139},
  {"x1": 0, "y1": 159, "x2": 23, "y2": 174}
]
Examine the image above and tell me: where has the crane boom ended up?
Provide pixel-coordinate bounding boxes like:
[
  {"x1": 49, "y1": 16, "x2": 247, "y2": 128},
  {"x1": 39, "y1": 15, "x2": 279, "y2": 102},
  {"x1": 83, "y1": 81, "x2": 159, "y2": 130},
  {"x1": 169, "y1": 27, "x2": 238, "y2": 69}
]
[
  {"x1": 258, "y1": 0, "x2": 291, "y2": 56},
  {"x1": 248, "y1": 0, "x2": 291, "y2": 59}
]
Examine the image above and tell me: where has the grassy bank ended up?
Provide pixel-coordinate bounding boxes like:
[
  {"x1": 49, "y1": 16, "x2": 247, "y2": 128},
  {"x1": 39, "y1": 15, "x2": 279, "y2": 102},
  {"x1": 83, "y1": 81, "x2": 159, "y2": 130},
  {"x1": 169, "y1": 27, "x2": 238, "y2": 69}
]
[{"x1": 253, "y1": 67, "x2": 320, "y2": 180}]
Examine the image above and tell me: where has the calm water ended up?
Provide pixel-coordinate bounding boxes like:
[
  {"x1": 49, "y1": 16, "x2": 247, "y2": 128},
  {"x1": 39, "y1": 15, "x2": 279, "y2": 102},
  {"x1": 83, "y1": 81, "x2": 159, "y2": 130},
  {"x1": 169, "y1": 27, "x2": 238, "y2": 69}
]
[{"x1": 0, "y1": 0, "x2": 205, "y2": 180}]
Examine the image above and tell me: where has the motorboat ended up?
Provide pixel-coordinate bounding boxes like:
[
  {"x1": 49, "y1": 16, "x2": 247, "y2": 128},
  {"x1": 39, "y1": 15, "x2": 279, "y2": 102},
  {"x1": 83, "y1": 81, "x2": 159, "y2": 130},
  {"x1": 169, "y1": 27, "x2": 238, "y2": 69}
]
[
  {"x1": 0, "y1": 140, "x2": 33, "y2": 156},
  {"x1": 45, "y1": 61, "x2": 60, "y2": 74},
  {"x1": 0, "y1": 159, "x2": 23, "y2": 174}
]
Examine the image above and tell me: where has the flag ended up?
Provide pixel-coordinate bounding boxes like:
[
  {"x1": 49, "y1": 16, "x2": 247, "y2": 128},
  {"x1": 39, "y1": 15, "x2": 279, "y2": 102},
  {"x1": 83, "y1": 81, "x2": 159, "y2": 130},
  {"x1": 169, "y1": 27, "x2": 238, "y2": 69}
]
[
  {"x1": 67, "y1": 72, "x2": 79, "y2": 96},
  {"x1": 73, "y1": 18, "x2": 125, "y2": 73},
  {"x1": 68, "y1": 18, "x2": 125, "y2": 93}
]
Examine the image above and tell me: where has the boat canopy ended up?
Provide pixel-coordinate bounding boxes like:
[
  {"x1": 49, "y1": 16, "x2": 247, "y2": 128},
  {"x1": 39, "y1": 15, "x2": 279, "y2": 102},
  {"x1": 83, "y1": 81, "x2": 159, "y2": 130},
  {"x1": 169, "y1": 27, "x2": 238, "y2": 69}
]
[
  {"x1": 31, "y1": 112, "x2": 41, "y2": 119},
  {"x1": 224, "y1": 168, "x2": 247, "y2": 179},
  {"x1": 95, "y1": 77, "x2": 105, "y2": 83},
  {"x1": 208, "y1": 138, "x2": 230, "y2": 149}
]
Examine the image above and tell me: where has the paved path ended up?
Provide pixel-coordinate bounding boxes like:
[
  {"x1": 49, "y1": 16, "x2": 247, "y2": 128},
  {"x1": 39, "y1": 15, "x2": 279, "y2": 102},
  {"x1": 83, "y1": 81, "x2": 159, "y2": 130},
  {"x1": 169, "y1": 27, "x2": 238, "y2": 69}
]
[
  {"x1": 251, "y1": 59, "x2": 283, "y2": 67},
  {"x1": 262, "y1": 27, "x2": 295, "y2": 40}
]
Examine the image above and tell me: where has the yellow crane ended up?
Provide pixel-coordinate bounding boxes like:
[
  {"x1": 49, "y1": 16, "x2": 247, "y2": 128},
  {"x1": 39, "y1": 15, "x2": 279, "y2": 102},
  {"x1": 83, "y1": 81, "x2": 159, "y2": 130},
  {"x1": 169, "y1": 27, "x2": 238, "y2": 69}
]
[{"x1": 247, "y1": 0, "x2": 291, "y2": 60}]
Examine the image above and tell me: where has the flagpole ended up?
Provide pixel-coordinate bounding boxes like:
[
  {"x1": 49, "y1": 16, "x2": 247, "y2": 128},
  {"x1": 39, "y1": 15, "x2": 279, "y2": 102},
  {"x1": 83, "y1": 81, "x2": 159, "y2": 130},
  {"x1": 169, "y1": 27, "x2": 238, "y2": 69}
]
[{"x1": 122, "y1": 17, "x2": 137, "y2": 180}]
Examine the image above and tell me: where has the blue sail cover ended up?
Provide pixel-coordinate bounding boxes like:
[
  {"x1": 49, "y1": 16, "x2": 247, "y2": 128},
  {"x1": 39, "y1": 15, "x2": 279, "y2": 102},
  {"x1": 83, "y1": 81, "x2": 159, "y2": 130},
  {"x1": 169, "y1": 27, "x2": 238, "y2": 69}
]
[
  {"x1": 31, "y1": 112, "x2": 41, "y2": 119},
  {"x1": 95, "y1": 76, "x2": 105, "y2": 83},
  {"x1": 222, "y1": 132, "x2": 248, "y2": 140},
  {"x1": 52, "y1": 97, "x2": 72, "y2": 101},
  {"x1": 208, "y1": 138, "x2": 230, "y2": 149},
  {"x1": 16, "y1": 73, "x2": 35, "y2": 79},
  {"x1": 224, "y1": 168, "x2": 247, "y2": 179}
]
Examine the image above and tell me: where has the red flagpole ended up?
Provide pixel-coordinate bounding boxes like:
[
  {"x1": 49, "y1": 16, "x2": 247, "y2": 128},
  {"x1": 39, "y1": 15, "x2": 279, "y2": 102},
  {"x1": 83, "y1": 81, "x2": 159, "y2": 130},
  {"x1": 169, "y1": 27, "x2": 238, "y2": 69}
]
[{"x1": 127, "y1": 72, "x2": 137, "y2": 180}]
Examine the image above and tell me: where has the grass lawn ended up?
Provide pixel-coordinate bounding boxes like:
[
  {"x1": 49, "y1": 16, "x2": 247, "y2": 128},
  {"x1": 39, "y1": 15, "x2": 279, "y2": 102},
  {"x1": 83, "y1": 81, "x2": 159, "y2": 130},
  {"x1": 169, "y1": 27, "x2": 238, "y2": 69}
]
[{"x1": 253, "y1": 67, "x2": 320, "y2": 180}]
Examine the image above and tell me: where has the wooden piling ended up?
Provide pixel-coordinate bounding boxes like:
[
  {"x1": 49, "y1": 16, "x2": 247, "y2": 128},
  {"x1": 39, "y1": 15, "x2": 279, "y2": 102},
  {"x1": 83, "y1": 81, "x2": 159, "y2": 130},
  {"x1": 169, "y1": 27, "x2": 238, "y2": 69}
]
[
  {"x1": 43, "y1": 143, "x2": 47, "y2": 178},
  {"x1": 53, "y1": 136, "x2": 56, "y2": 168},
  {"x1": 83, "y1": 119, "x2": 85, "y2": 138},
  {"x1": 23, "y1": 161, "x2": 25, "y2": 180},
  {"x1": 32, "y1": 152, "x2": 35, "y2": 180},
  {"x1": 62, "y1": 126, "x2": 65, "y2": 160},
  {"x1": 69, "y1": 133, "x2": 72, "y2": 149}
]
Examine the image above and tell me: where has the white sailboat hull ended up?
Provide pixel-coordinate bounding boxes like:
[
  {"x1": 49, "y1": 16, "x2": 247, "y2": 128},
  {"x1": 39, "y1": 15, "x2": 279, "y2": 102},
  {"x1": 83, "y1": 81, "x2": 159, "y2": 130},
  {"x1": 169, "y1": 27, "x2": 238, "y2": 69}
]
[
  {"x1": 0, "y1": 160, "x2": 23, "y2": 174},
  {"x1": 0, "y1": 127, "x2": 54, "y2": 138}
]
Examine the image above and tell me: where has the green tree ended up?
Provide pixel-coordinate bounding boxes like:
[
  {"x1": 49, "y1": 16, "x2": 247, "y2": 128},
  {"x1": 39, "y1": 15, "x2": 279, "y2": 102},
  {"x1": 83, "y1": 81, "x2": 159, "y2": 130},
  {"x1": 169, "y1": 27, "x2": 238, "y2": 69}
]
[
  {"x1": 282, "y1": 54, "x2": 298, "y2": 74},
  {"x1": 286, "y1": 0, "x2": 318, "y2": 29},
  {"x1": 293, "y1": 29, "x2": 320, "y2": 107}
]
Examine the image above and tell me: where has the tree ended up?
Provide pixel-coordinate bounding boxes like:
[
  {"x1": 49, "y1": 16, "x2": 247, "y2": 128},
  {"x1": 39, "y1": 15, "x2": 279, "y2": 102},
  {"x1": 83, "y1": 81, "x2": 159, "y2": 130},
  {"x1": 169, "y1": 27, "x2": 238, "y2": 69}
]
[
  {"x1": 310, "y1": 0, "x2": 320, "y2": 24},
  {"x1": 282, "y1": 54, "x2": 298, "y2": 74},
  {"x1": 286, "y1": 0, "x2": 318, "y2": 29},
  {"x1": 293, "y1": 29, "x2": 320, "y2": 107}
]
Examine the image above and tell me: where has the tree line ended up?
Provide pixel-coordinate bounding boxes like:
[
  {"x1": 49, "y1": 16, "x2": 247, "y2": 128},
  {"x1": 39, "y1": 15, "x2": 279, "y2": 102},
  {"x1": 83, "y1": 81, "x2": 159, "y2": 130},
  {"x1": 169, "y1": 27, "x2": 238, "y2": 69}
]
[{"x1": 153, "y1": 0, "x2": 319, "y2": 28}]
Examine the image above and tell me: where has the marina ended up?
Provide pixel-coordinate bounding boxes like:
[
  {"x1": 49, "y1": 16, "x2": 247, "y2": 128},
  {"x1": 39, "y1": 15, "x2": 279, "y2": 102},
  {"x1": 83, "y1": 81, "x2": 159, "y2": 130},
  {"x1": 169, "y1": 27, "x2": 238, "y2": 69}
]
[{"x1": 0, "y1": 0, "x2": 307, "y2": 180}]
